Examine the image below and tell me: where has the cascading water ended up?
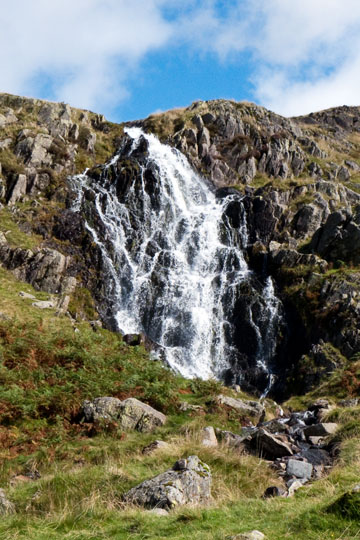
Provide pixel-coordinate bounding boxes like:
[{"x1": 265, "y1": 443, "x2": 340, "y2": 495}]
[{"x1": 71, "y1": 127, "x2": 282, "y2": 393}]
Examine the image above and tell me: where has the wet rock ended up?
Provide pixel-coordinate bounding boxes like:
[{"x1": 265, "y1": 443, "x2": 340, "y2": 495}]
[
  {"x1": 142, "y1": 440, "x2": 169, "y2": 455},
  {"x1": 81, "y1": 397, "x2": 166, "y2": 432},
  {"x1": 286, "y1": 459, "x2": 313, "y2": 480},
  {"x1": 123, "y1": 334, "x2": 142, "y2": 346},
  {"x1": 0, "y1": 489, "x2": 15, "y2": 515},
  {"x1": 300, "y1": 448, "x2": 332, "y2": 466},
  {"x1": 201, "y1": 426, "x2": 218, "y2": 447},
  {"x1": 123, "y1": 455, "x2": 211, "y2": 509},
  {"x1": 304, "y1": 423, "x2": 338, "y2": 438},
  {"x1": 250, "y1": 428, "x2": 293, "y2": 459}
]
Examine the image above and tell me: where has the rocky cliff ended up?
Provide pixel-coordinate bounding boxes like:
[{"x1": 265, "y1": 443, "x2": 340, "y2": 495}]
[{"x1": 0, "y1": 94, "x2": 359, "y2": 398}]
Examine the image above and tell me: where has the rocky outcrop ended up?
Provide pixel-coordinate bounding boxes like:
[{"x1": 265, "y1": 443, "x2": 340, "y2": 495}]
[
  {"x1": 123, "y1": 455, "x2": 211, "y2": 509},
  {"x1": 0, "y1": 236, "x2": 75, "y2": 295},
  {"x1": 81, "y1": 397, "x2": 166, "y2": 432}
]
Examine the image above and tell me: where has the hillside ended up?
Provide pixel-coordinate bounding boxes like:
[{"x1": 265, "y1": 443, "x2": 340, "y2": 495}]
[{"x1": 0, "y1": 94, "x2": 359, "y2": 539}]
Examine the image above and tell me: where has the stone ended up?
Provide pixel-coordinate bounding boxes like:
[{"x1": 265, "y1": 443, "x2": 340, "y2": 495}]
[
  {"x1": 81, "y1": 397, "x2": 166, "y2": 432},
  {"x1": 179, "y1": 402, "x2": 205, "y2": 413},
  {"x1": 123, "y1": 334, "x2": 142, "y2": 346},
  {"x1": 147, "y1": 508, "x2": 169, "y2": 516},
  {"x1": 263, "y1": 486, "x2": 287, "y2": 498},
  {"x1": 308, "y1": 436, "x2": 323, "y2": 446},
  {"x1": 32, "y1": 300, "x2": 54, "y2": 309},
  {"x1": 304, "y1": 423, "x2": 338, "y2": 438},
  {"x1": 118, "y1": 398, "x2": 167, "y2": 432},
  {"x1": 123, "y1": 455, "x2": 211, "y2": 510},
  {"x1": 286, "y1": 459, "x2": 313, "y2": 480},
  {"x1": 336, "y1": 165, "x2": 350, "y2": 181},
  {"x1": 142, "y1": 440, "x2": 169, "y2": 455},
  {"x1": 300, "y1": 448, "x2": 332, "y2": 466},
  {"x1": 7, "y1": 174, "x2": 27, "y2": 205},
  {"x1": 19, "y1": 291, "x2": 36, "y2": 300},
  {"x1": 287, "y1": 479, "x2": 304, "y2": 497},
  {"x1": 0, "y1": 489, "x2": 15, "y2": 515},
  {"x1": 201, "y1": 426, "x2": 218, "y2": 447},
  {"x1": 230, "y1": 531, "x2": 265, "y2": 540},
  {"x1": 215, "y1": 395, "x2": 264, "y2": 418},
  {"x1": 250, "y1": 428, "x2": 293, "y2": 459}
]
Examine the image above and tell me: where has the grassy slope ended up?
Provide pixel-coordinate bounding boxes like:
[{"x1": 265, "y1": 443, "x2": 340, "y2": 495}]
[
  {"x1": 0, "y1": 263, "x2": 359, "y2": 539},
  {"x1": 0, "y1": 98, "x2": 359, "y2": 538}
]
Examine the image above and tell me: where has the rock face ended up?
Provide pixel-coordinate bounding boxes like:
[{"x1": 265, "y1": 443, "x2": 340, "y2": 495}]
[
  {"x1": 81, "y1": 397, "x2": 166, "y2": 432},
  {"x1": 0, "y1": 237, "x2": 75, "y2": 295},
  {"x1": 2, "y1": 93, "x2": 360, "y2": 397},
  {"x1": 123, "y1": 455, "x2": 211, "y2": 509}
]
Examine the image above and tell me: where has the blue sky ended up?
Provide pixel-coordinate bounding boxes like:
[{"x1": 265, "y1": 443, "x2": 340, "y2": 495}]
[{"x1": 1, "y1": 0, "x2": 360, "y2": 123}]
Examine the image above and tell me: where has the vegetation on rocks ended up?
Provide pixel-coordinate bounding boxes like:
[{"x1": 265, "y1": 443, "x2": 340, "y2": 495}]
[{"x1": 0, "y1": 94, "x2": 360, "y2": 538}]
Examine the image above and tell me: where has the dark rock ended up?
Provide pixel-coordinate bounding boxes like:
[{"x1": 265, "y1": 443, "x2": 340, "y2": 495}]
[
  {"x1": 250, "y1": 428, "x2": 293, "y2": 459},
  {"x1": 263, "y1": 486, "x2": 287, "y2": 498}
]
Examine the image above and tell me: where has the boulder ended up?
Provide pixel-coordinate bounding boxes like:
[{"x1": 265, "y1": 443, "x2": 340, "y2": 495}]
[
  {"x1": 119, "y1": 398, "x2": 166, "y2": 432},
  {"x1": 81, "y1": 396, "x2": 123, "y2": 422},
  {"x1": 201, "y1": 426, "x2": 218, "y2": 447},
  {"x1": 81, "y1": 397, "x2": 166, "y2": 432},
  {"x1": 250, "y1": 428, "x2": 293, "y2": 459},
  {"x1": 286, "y1": 459, "x2": 313, "y2": 480},
  {"x1": 304, "y1": 423, "x2": 338, "y2": 438},
  {"x1": 123, "y1": 455, "x2": 211, "y2": 509},
  {"x1": 142, "y1": 440, "x2": 169, "y2": 455},
  {"x1": 215, "y1": 395, "x2": 264, "y2": 418}
]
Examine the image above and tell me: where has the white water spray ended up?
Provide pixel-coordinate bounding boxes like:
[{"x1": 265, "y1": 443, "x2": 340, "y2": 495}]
[{"x1": 71, "y1": 127, "x2": 280, "y2": 391}]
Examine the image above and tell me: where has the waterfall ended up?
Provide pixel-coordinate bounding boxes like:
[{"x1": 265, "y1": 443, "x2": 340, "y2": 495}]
[{"x1": 71, "y1": 127, "x2": 281, "y2": 391}]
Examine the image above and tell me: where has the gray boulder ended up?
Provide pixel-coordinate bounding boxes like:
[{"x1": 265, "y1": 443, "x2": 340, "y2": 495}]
[
  {"x1": 286, "y1": 459, "x2": 313, "y2": 480},
  {"x1": 81, "y1": 397, "x2": 166, "y2": 433},
  {"x1": 201, "y1": 426, "x2": 218, "y2": 447},
  {"x1": 304, "y1": 423, "x2": 338, "y2": 438},
  {"x1": 123, "y1": 455, "x2": 211, "y2": 509},
  {"x1": 215, "y1": 395, "x2": 264, "y2": 419}
]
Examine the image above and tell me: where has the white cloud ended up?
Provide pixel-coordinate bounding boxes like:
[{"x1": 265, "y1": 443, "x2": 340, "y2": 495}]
[
  {"x1": 0, "y1": 0, "x2": 173, "y2": 112},
  {"x1": 180, "y1": 0, "x2": 360, "y2": 116},
  {"x1": 1, "y1": 0, "x2": 360, "y2": 117}
]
